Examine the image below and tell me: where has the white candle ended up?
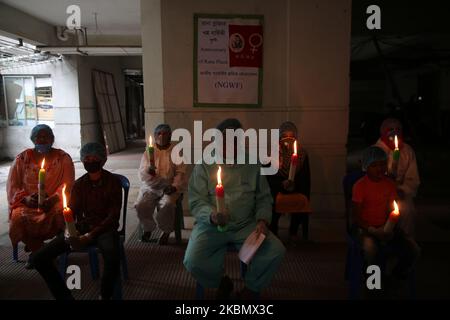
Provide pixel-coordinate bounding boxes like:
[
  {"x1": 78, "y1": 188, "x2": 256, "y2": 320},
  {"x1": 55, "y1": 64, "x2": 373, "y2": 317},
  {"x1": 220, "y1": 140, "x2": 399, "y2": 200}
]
[{"x1": 288, "y1": 140, "x2": 298, "y2": 181}]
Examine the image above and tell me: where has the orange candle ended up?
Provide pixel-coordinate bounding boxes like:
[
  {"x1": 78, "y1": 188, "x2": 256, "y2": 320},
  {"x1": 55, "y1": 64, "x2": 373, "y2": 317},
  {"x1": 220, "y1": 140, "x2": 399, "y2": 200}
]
[
  {"x1": 62, "y1": 184, "x2": 78, "y2": 238},
  {"x1": 384, "y1": 200, "x2": 400, "y2": 234},
  {"x1": 288, "y1": 140, "x2": 298, "y2": 181}
]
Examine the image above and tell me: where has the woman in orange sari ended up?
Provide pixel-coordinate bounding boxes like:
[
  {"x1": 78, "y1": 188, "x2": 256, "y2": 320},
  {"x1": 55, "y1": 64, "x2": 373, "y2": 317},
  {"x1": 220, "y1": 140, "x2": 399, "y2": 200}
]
[{"x1": 7, "y1": 124, "x2": 75, "y2": 267}]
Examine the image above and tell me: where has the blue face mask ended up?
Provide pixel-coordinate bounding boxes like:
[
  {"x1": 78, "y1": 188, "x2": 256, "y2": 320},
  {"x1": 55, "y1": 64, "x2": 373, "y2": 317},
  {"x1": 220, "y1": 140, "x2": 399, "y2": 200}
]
[{"x1": 35, "y1": 143, "x2": 52, "y2": 154}]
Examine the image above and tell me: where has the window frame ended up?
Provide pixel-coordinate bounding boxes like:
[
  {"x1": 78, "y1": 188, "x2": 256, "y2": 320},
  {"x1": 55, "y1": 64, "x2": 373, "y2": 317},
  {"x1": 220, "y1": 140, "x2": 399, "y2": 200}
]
[{"x1": 1, "y1": 74, "x2": 53, "y2": 127}]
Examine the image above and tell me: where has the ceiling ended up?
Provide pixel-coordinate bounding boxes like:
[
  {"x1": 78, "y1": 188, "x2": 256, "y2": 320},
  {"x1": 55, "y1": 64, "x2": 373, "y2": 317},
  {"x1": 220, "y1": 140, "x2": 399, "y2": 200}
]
[{"x1": 0, "y1": 0, "x2": 141, "y2": 36}]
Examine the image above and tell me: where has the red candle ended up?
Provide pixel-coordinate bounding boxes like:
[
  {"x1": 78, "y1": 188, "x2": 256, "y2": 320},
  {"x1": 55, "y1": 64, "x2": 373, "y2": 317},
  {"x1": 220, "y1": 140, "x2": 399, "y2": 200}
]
[
  {"x1": 384, "y1": 200, "x2": 400, "y2": 234},
  {"x1": 215, "y1": 166, "x2": 225, "y2": 212},
  {"x1": 215, "y1": 166, "x2": 228, "y2": 232},
  {"x1": 62, "y1": 184, "x2": 78, "y2": 238},
  {"x1": 288, "y1": 140, "x2": 298, "y2": 181}
]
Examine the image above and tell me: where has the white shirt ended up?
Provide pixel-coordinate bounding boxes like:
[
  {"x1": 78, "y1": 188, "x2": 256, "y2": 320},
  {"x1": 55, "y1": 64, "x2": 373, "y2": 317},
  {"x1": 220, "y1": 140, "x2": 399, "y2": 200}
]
[{"x1": 375, "y1": 139, "x2": 420, "y2": 198}]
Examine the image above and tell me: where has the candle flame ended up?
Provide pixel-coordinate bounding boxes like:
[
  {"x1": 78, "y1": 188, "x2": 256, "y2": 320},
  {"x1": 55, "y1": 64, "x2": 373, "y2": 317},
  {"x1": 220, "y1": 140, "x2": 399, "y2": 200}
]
[
  {"x1": 217, "y1": 166, "x2": 222, "y2": 186},
  {"x1": 293, "y1": 140, "x2": 297, "y2": 155},
  {"x1": 62, "y1": 183, "x2": 67, "y2": 208},
  {"x1": 148, "y1": 135, "x2": 153, "y2": 147},
  {"x1": 394, "y1": 135, "x2": 398, "y2": 149},
  {"x1": 41, "y1": 158, "x2": 45, "y2": 169},
  {"x1": 393, "y1": 200, "x2": 399, "y2": 215}
]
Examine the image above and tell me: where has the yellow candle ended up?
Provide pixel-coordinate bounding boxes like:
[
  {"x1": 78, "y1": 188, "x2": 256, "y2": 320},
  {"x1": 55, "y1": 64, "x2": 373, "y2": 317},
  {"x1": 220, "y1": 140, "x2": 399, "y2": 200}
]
[{"x1": 38, "y1": 158, "x2": 46, "y2": 207}]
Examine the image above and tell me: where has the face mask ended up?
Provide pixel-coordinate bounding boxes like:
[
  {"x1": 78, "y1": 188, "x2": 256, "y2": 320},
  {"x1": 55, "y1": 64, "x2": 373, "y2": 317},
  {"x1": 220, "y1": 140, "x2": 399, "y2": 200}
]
[
  {"x1": 35, "y1": 143, "x2": 52, "y2": 154},
  {"x1": 83, "y1": 161, "x2": 102, "y2": 173},
  {"x1": 381, "y1": 129, "x2": 403, "y2": 150},
  {"x1": 280, "y1": 137, "x2": 296, "y2": 152},
  {"x1": 156, "y1": 134, "x2": 171, "y2": 148}
]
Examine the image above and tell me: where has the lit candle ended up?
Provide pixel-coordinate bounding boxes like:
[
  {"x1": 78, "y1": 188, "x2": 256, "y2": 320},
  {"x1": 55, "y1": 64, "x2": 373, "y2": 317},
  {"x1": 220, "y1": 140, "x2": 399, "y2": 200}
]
[
  {"x1": 62, "y1": 184, "x2": 78, "y2": 238},
  {"x1": 393, "y1": 135, "x2": 400, "y2": 161},
  {"x1": 384, "y1": 200, "x2": 400, "y2": 234},
  {"x1": 215, "y1": 166, "x2": 227, "y2": 232},
  {"x1": 147, "y1": 135, "x2": 155, "y2": 169},
  {"x1": 391, "y1": 135, "x2": 400, "y2": 177},
  {"x1": 288, "y1": 140, "x2": 298, "y2": 181},
  {"x1": 38, "y1": 158, "x2": 46, "y2": 208}
]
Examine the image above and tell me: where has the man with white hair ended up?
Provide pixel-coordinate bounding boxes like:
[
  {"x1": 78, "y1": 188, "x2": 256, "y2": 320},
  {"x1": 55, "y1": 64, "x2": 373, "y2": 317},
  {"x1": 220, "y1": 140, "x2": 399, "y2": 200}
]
[{"x1": 375, "y1": 118, "x2": 420, "y2": 238}]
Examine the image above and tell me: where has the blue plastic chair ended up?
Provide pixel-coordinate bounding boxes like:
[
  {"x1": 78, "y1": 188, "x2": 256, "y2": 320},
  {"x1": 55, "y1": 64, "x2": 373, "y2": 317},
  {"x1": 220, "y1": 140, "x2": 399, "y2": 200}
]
[
  {"x1": 342, "y1": 171, "x2": 416, "y2": 299},
  {"x1": 195, "y1": 244, "x2": 251, "y2": 299},
  {"x1": 58, "y1": 173, "x2": 130, "y2": 299}
]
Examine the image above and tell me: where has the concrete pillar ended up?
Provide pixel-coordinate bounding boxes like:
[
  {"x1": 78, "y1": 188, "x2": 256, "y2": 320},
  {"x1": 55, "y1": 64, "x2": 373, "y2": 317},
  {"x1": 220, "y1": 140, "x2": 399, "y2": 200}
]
[{"x1": 141, "y1": 0, "x2": 166, "y2": 140}]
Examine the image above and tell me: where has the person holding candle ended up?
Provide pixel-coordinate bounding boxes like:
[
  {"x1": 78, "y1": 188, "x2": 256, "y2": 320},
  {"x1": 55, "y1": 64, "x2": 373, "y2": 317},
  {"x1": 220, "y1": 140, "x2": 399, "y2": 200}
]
[
  {"x1": 32, "y1": 142, "x2": 123, "y2": 300},
  {"x1": 375, "y1": 118, "x2": 420, "y2": 238},
  {"x1": 265, "y1": 121, "x2": 311, "y2": 244},
  {"x1": 7, "y1": 124, "x2": 75, "y2": 268},
  {"x1": 352, "y1": 146, "x2": 420, "y2": 286},
  {"x1": 135, "y1": 124, "x2": 187, "y2": 245},
  {"x1": 184, "y1": 118, "x2": 286, "y2": 300}
]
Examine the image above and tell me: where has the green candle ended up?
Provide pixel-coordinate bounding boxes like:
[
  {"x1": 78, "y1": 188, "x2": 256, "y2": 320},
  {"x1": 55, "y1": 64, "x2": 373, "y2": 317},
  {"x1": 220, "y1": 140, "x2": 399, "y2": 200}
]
[{"x1": 393, "y1": 135, "x2": 400, "y2": 161}]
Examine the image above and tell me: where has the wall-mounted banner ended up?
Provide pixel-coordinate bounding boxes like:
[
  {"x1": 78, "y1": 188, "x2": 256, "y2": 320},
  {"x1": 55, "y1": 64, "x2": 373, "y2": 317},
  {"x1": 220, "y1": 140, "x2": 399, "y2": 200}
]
[{"x1": 194, "y1": 14, "x2": 264, "y2": 108}]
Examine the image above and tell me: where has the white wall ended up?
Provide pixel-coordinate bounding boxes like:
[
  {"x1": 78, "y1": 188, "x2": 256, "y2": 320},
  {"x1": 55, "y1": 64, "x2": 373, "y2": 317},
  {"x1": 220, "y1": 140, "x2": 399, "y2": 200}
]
[
  {"x1": 0, "y1": 56, "x2": 81, "y2": 160},
  {"x1": 141, "y1": 0, "x2": 352, "y2": 214}
]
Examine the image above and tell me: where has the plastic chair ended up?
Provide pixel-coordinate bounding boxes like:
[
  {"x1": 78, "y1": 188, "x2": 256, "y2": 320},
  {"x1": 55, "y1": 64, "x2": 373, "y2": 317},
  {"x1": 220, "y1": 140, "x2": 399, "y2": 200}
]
[
  {"x1": 195, "y1": 244, "x2": 250, "y2": 300},
  {"x1": 58, "y1": 173, "x2": 130, "y2": 299},
  {"x1": 274, "y1": 193, "x2": 311, "y2": 240},
  {"x1": 342, "y1": 171, "x2": 416, "y2": 299}
]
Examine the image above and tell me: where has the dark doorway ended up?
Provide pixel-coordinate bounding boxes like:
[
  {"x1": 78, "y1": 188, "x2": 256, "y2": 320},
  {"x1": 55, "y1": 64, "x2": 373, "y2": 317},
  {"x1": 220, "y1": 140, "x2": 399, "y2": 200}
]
[{"x1": 124, "y1": 70, "x2": 144, "y2": 139}]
